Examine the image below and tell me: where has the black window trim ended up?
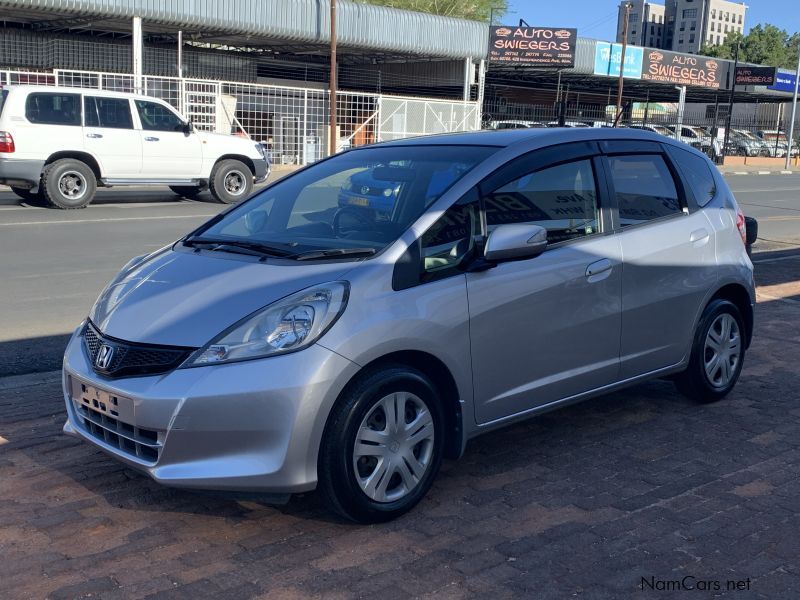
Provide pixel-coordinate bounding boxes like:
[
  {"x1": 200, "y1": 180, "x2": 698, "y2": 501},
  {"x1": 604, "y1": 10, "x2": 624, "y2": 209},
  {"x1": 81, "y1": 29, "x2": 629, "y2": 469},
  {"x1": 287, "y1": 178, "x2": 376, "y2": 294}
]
[{"x1": 599, "y1": 146, "x2": 690, "y2": 233}]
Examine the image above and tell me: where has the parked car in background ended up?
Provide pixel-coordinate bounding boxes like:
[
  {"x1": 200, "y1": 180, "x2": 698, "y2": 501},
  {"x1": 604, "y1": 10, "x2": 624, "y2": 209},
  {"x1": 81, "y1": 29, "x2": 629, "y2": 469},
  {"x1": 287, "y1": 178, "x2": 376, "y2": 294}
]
[
  {"x1": 627, "y1": 123, "x2": 674, "y2": 137},
  {"x1": 63, "y1": 128, "x2": 755, "y2": 523},
  {"x1": 756, "y1": 130, "x2": 799, "y2": 158},
  {"x1": 486, "y1": 120, "x2": 546, "y2": 130},
  {"x1": 546, "y1": 120, "x2": 591, "y2": 128},
  {"x1": 0, "y1": 85, "x2": 269, "y2": 208},
  {"x1": 726, "y1": 130, "x2": 771, "y2": 157},
  {"x1": 664, "y1": 125, "x2": 711, "y2": 153}
]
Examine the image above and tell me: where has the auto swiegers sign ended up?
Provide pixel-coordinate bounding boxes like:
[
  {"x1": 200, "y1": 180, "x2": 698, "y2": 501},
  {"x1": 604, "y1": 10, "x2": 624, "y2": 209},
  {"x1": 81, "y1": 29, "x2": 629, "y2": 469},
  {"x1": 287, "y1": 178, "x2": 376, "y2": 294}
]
[{"x1": 489, "y1": 26, "x2": 577, "y2": 67}]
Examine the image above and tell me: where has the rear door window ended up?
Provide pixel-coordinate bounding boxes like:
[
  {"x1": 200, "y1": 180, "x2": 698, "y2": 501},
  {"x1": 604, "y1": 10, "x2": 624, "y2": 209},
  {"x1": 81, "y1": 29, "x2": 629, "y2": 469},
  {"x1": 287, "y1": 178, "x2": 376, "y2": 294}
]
[
  {"x1": 25, "y1": 92, "x2": 81, "y2": 126},
  {"x1": 607, "y1": 155, "x2": 682, "y2": 227},
  {"x1": 667, "y1": 146, "x2": 717, "y2": 206},
  {"x1": 84, "y1": 96, "x2": 134, "y2": 129}
]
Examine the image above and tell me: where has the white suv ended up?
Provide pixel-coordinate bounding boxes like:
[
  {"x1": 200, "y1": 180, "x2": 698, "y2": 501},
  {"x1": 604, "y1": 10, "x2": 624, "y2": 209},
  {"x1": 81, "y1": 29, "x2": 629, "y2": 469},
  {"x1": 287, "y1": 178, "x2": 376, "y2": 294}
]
[{"x1": 0, "y1": 85, "x2": 269, "y2": 208}]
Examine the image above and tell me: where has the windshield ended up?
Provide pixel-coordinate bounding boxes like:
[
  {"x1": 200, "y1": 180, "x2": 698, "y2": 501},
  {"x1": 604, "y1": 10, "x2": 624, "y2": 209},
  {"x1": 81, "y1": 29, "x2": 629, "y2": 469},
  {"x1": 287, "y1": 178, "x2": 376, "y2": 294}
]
[{"x1": 193, "y1": 145, "x2": 496, "y2": 257}]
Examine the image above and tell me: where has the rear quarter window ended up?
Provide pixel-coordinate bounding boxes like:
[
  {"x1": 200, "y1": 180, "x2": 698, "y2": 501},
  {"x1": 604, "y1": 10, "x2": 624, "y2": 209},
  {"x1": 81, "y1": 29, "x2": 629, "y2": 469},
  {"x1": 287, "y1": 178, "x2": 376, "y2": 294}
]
[
  {"x1": 667, "y1": 146, "x2": 717, "y2": 206},
  {"x1": 25, "y1": 92, "x2": 81, "y2": 126},
  {"x1": 0, "y1": 89, "x2": 8, "y2": 117}
]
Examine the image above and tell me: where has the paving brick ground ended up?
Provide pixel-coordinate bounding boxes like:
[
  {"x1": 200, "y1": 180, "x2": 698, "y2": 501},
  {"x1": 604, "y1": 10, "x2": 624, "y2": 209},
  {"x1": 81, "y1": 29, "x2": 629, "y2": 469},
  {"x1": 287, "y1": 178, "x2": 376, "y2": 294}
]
[{"x1": 1, "y1": 250, "x2": 799, "y2": 599}]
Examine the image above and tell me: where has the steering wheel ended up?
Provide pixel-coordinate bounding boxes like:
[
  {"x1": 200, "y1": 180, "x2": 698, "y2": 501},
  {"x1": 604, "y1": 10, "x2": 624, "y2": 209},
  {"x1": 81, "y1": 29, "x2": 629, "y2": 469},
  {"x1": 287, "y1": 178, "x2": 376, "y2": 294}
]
[{"x1": 333, "y1": 206, "x2": 375, "y2": 237}]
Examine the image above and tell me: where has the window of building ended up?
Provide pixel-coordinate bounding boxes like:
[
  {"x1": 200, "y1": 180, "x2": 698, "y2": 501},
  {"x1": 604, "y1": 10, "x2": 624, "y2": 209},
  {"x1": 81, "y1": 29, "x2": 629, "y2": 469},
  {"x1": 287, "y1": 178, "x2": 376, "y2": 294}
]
[
  {"x1": 679, "y1": 37, "x2": 684, "y2": 44},
  {"x1": 690, "y1": 20, "x2": 696, "y2": 30},
  {"x1": 689, "y1": 33, "x2": 695, "y2": 43},
  {"x1": 629, "y1": 12, "x2": 639, "y2": 22},
  {"x1": 738, "y1": 14, "x2": 742, "y2": 24},
  {"x1": 485, "y1": 160, "x2": 601, "y2": 245},
  {"x1": 84, "y1": 96, "x2": 133, "y2": 129},
  {"x1": 25, "y1": 92, "x2": 81, "y2": 126},
  {"x1": 724, "y1": 24, "x2": 728, "y2": 33},
  {"x1": 683, "y1": 8, "x2": 697, "y2": 18},
  {"x1": 708, "y1": 36, "x2": 713, "y2": 44},
  {"x1": 607, "y1": 155, "x2": 681, "y2": 226},
  {"x1": 711, "y1": 9, "x2": 716, "y2": 18},
  {"x1": 680, "y1": 21, "x2": 685, "y2": 31},
  {"x1": 717, "y1": 35, "x2": 721, "y2": 44}
]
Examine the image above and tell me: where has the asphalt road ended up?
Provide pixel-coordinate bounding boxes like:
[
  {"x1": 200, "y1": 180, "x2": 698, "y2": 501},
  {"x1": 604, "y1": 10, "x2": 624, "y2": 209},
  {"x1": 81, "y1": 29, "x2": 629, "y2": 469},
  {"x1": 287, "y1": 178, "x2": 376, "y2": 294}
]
[{"x1": 1, "y1": 174, "x2": 799, "y2": 377}]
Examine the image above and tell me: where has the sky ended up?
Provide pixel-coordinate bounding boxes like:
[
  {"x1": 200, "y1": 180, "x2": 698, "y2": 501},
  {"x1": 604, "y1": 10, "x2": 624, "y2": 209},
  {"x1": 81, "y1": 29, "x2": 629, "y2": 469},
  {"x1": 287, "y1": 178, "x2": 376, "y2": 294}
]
[{"x1": 505, "y1": 0, "x2": 800, "y2": 42}]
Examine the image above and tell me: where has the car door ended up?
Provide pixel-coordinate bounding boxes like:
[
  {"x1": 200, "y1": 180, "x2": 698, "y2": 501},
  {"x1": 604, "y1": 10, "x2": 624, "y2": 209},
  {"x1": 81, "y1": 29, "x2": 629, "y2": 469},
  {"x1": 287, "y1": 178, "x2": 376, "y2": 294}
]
[
  {"x1": 601, "y1": 141, "x2": 718, "y2": 379},
  {"x1": 466, "y1": 143, "x2": 623, "y2": 425},
  {"x1": 133, "y1": 99, "x2": 202, "y2": 178},
  {"x1": 83, "y1": 95, "x2": 142, "y2": 178}
]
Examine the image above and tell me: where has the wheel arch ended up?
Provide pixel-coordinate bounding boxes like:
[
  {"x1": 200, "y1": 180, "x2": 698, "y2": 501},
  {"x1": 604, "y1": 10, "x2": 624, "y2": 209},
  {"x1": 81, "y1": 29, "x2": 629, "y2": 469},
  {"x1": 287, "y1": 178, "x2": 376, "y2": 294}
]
[
  {"x1": 709, "y1": 283, "x2": 754, "y2": 349},
  {"x1": 336, "y1": 350, "x2": 466, "y2": 460},
  {"x1": 214, "y1": 154, "x2": 256, "y2": 176},
  {"x1": 44, "y1": 151, "x2": 102, "y2": 180}
]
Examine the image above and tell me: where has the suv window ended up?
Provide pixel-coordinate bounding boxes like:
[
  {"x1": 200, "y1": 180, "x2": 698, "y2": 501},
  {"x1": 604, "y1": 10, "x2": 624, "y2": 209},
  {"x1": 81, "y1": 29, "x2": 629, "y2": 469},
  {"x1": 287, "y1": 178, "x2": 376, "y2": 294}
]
[
  {"x1": 667, "y1": 147, "x2": 716, "y2": 206},
  {"x1": 485, "y1": 160, "x2": 600, "y2": 244},
  {"x1": 0, "y1": 89, "x2": 8, "y2": 117},
  {"x1": 84, "y1": 96, "x2": 133, "y2": 129},
  {"x1": 25, "y1": 92, "x2": 81, "y2": 126},
  {"x1": 608, "y1": 155, "x2": 682, "y2": 226},
  {"x1": 135, "y1": 100, "x2": 185, "y2": 132},
  {"x1": 421, "y1": 194, "x2": 480, "y2": 276}
]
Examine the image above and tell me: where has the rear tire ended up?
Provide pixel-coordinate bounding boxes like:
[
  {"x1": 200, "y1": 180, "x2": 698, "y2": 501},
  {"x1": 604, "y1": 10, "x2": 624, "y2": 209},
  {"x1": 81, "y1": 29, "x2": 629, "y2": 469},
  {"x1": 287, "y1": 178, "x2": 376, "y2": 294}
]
[
  {"x1": 169, "y1": 185, "x2": 203, "y2": 199},
  {"x1": 10, "y1": 186, "x2": 41, "y2": 202},
  {"x1": 674, "y1": 300, "x2": 745, "y2": 404},
  {"x1": 208, "y1": 159, "x2": 253, "y2": 204},
  {"x1": 41, "y1": 159, "x2": 96, "y2": 209},
  {"x1": 318, "y1": 366, "x2": 444, "y2": 523}
]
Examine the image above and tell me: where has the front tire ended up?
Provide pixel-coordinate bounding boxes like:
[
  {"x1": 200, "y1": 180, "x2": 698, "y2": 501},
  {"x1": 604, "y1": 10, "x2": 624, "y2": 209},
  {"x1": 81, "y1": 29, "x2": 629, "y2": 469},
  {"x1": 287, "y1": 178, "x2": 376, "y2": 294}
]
[
  {"x1": 675, "y1": 300, "x2": 745, "y2": 403},
  {"x1": 318, "y1": 366, "x2": 444, "y2": 523},
  {"x1": 41, "y1": 159, "x2": 96, "y2": 209},
  {"x1": 208, "y1": 159, "x2": 253, "y2": 204}
]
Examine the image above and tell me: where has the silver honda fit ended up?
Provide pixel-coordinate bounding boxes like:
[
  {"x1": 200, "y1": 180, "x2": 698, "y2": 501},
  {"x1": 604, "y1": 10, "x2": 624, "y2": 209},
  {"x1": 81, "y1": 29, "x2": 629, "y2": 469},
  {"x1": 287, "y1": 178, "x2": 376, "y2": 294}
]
[{"x1": 63, "y1": 128, "x2": 755, "y2": 522}]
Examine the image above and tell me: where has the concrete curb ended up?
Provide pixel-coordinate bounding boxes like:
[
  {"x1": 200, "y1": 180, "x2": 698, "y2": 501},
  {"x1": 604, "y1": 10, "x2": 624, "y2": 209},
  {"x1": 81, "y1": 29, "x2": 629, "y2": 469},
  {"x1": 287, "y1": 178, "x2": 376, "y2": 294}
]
[
  {"x1": 0, "y1": 370, "x2": 61, "y2": 391},
  {"x1": 723, "y1": 170, "x2": 798, "y2": 175}
]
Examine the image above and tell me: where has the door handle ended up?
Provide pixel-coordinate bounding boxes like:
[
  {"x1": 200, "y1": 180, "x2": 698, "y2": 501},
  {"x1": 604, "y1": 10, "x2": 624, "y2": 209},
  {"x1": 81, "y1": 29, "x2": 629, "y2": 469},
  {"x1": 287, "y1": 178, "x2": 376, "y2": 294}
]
[
  {"x1": 586, "y1": 258, "x2": 612, "y2": 278},
  {"x1": 144, "y1": 136, "x2": 160, "y2": 142},
  {"x1": 690, "y1": 228, "x2": 710, "y2": 243},
  {"x1": 86, "y1": 133, "x2": 103, "y2": 139}
]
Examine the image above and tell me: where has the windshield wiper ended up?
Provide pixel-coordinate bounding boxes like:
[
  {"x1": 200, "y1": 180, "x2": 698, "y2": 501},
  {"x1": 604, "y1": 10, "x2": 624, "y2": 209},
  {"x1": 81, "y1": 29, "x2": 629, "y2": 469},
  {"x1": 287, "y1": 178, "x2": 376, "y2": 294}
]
[
  {"x1": 292, "y1": 247, "x2": 377, "y2": 261},
  {"x1": 183, "y1": 236, "x2": 295, "y2": 257}
]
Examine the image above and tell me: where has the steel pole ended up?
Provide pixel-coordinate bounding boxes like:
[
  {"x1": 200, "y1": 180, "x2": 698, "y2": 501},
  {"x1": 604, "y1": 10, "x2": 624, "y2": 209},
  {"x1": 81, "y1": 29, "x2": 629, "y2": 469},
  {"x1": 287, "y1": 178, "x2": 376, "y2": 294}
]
[
  {"x1": 132, "y1": 16, "x2": 143, "y2": 94},
  {"x1": 785, "y1": 45, "x2": 800, "y2": 170},
  {"x1": 177, "y1": 30, "x2": 183, "y2": 79},
  {"x1": 723, "y1": 42, "x2": 740, "y2": 161},
  {"x1": 329, "y1": 0, "x2": 337, "y2": 156}
]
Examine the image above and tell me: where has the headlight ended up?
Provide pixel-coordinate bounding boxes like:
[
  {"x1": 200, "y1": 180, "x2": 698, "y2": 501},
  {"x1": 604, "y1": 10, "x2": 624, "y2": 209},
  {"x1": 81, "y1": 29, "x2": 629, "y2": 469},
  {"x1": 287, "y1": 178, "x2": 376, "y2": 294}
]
[
  {"x1": 382, "y1": 187, "x2": 393, "y2": 197},
  {"x1": 186, "y1": 281, "x2": 349, "y2": 366}
]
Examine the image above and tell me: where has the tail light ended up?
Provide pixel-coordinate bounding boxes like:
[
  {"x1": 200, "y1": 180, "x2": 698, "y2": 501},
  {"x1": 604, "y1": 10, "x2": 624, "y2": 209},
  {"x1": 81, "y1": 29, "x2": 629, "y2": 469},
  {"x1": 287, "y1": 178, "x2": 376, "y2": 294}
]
[
  {"x1": 735, "y1": 209, "x2": 747, "y2": 245},
  {"x1": 0, "y1": 131, "x2": 14, "y2": 153}
]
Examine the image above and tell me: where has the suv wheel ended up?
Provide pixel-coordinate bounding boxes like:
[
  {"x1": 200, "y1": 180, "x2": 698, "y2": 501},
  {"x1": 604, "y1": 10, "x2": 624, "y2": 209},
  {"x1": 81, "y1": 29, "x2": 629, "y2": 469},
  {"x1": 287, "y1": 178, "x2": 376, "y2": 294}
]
[
  {"x1": 675, "y1": 299, "x2": 745, "y2": 403},
  {"x1": 209, "y1": 159, "x2": 253, "y2": 204},
  {"x1": 318, "y1": 366, "x2": 444, "y2": 523},
  {"x1": 41, "y1": 159, "x2": 96, "y2": 209},
  {"x1": 169, "y1": 185, "x2": 203, "y2": 199}
]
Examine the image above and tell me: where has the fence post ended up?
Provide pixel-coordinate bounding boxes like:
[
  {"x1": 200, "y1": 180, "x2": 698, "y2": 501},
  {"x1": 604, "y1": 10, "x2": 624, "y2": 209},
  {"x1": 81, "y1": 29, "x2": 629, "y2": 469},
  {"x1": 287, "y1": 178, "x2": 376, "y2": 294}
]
[
  {"x1": 303, "y1": 89, "x2": 308, "y2": 165},
  {"x1": 376, "y1": 94, "x2": 382, "y2": 142}
]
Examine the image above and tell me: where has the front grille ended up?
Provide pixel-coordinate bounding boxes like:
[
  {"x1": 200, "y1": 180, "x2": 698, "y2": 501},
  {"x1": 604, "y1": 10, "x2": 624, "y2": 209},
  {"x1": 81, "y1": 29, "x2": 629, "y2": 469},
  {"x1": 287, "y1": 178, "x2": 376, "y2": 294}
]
[
  {"x1": 76, "y1": 401, "x2": 160, "y2": 463},
  {"x1": 83, "y1": 321, "x2": 195, "y2": 378}
]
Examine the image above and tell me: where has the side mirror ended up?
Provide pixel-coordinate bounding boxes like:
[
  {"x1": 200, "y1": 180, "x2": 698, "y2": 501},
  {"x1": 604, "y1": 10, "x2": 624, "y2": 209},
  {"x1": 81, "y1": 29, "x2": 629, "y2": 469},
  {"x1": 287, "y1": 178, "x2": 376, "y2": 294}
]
[
  {"x1": 182, "y1": 121, "x2": 193, "y2": 135},
  {"x1": 484, "y1": 224, "x2": 548, "y2": 262}
]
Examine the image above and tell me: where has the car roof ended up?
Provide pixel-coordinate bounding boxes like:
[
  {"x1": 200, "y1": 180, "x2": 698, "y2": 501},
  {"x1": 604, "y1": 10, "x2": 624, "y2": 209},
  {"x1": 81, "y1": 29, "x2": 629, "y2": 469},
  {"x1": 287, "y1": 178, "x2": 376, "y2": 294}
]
[{"x1": 368, "y1": 126, "x2": 687, "y2": 150}]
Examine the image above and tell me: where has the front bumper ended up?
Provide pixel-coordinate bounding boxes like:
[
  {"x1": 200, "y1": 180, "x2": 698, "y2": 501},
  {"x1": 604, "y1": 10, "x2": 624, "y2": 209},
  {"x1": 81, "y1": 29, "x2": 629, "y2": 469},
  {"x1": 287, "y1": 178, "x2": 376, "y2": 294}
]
[
  {"x1": 0, "y1": 157, "x2": 45, "y2": 189},
  {"x1": 253, "y1": 157, "x2": 270, "y2": 184},
  {"x1": 62, "y1": 328, "x2": 360, "y2": 493}
]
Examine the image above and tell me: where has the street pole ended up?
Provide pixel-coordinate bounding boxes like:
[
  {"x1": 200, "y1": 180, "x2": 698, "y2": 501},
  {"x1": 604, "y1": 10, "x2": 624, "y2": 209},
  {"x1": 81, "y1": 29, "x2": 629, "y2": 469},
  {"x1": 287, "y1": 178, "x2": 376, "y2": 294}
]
[
  {"x1": 329, "y1": 0, "x2": 338, "y2": 156},
  {"x1": 132, "y1": 16, "x2": 143, "y2": 94},
  {"x1": 615, "y1": 2, "x2": 631, "y2": 127},
  {"x1": 723, "y1": 41, "x2": 740, "y2": 162},
  {"x1": 177, "y1": 30, "x2": 183, "y2": 79},
  {"x1": 785, "y1": 43, "x2": 800, "y2": 169},
  {"x1": 676, "y1": 85, "x2": 686, "y2": 141}
]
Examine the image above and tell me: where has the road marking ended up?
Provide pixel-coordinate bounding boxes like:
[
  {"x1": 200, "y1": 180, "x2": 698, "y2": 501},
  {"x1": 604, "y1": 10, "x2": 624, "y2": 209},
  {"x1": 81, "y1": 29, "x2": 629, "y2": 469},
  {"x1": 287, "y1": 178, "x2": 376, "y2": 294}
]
[
  {"x1": 0, "y1": 214, "x2": 213, "y2": 226},
  {"x1": 732, "y1": 188, "x2": 800, "y2": 193},
  {"x1": 757, "y1": 215, "x2": 800, "y2": 222}
]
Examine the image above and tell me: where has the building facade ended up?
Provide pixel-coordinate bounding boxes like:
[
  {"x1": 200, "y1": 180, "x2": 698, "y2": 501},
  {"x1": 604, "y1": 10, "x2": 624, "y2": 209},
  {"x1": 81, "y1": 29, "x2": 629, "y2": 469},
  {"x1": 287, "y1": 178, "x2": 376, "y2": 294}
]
[{"x1": 618, "y1": 0, "x2": 747, "y2": 54}]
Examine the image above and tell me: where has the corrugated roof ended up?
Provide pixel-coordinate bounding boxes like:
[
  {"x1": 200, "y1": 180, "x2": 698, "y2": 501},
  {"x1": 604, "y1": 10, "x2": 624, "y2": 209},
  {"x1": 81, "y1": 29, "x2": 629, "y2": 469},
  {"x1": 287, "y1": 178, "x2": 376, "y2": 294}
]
[{"x1": 0, "y1": 0, "x2": 489, "y2": 60}]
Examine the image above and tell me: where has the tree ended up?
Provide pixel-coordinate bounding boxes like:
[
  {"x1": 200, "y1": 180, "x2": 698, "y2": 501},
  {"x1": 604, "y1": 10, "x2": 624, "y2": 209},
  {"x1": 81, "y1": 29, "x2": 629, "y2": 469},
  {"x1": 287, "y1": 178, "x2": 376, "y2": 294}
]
[
  {"x1": 358, "y1": 0, "x2": 507, "y2": 23},
  {"x1": 700, "y1": 24, "x2": 800, "y2": 69}
]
